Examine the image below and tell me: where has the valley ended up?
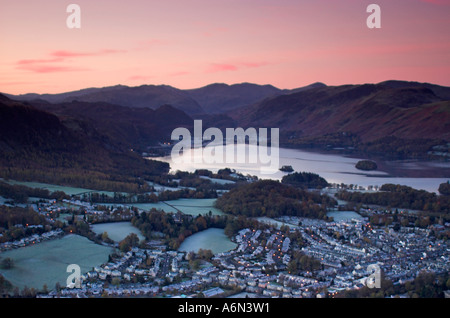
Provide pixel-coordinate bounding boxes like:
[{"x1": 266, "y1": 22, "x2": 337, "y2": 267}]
[{"x1": 0, "y1": 80, "x2": 449, "y2": 299}]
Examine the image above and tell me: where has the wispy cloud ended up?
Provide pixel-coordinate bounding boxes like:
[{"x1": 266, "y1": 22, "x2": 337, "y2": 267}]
[
  {"x1": 16, "y1": 64, "x2": 89, "y2": 73},
  {"x1": 16, "y1": 57, "x2": 89, "y2": 73},
  {"x1": 206, "y1": 61, "x2": 270, "y2": 73},
  {"x1": 17, "y1": 58, "x2": 64, "y2": 65},
  {"x1": 207, "y1": 63, "x2": 239, "y2": 73},
  {"x1": 50, "y1": 49, "x2": 125, "y2": 58},
  {"x1": 15, "y1": 48, "x2": 123, "y2": 73}
]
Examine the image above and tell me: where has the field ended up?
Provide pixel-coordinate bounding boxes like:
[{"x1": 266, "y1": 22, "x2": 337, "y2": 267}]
[
  {"x1": 91, "y1": 222, "x2": 145, "y2": 242},
  {"x1": 129, "y1": 198, "x2": 224, "y2": 216},
  {"x1": 0, "y1": 234, "x2": 112, "y2": 290}
]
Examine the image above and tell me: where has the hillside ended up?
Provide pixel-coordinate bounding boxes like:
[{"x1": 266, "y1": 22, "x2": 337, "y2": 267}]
[
  {"x1": 233, "y1": 82, "x2": 450, "y2": 152},
  {"x1": 30, "y1": 100, "x2": 193, "y2": 151},
  {"x1": 3, "y1": 80, "x2": 450, "y2": 162},
  {"x1": 0, "y1": 95, "x2": 170, "y2": 192}
]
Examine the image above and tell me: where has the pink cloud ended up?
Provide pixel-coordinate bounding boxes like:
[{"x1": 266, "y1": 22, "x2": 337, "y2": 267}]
[
  {"x1": 207, "y1": 64, "x2": 239, "y2": 73},
  {"x1": 206, "y1": 61, "x2": 270, "y2": 73},
  {"x1": 50, "y1": 49, "x2": 125, "y2": 58},
  {"x1": 17, "y1": 65, "x2": 89, "y2": 73},
  {"x1": 15, "y1": 48, "x2": 123, "y2": 74},
  {"x1": 17, "y1": 58, "x2": 64, "y2": 65}
]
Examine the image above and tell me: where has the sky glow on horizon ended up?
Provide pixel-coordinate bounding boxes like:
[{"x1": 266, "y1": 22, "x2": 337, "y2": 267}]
[{"x1": 1, "y1": 0, "x2": 449, "y2": 94}]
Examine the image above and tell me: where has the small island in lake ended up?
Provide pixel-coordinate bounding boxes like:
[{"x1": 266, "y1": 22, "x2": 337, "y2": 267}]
[
  {"x1": 279, "y1": 165, "x2": 294, "y2": 172},
  {"x1": 355, "y1": 160, "x2": 378, "y2": 171}
]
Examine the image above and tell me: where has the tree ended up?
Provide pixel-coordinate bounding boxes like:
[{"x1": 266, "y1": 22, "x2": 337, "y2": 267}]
[
  {"x1": 119, "y1": 233, "x2": 140, "y2": 252},
  {"x1": 101, "y1": 231, "x2": 113, "y2": 244},
  {"x1": 438, "y1": 181, "x2": 450, "y2": 196},
  {"x1": 355, "y1": 160, "x2": 377, "y2": 171},
  {"x1": 287, "y1": 259, "x2": 299, "y2": 275},
  {"x1": 0, "y1": 257, "x2": 14, "y2": 269},
  {"x1": 0, "y1": 275, "x2": 13, "y2": 296}
]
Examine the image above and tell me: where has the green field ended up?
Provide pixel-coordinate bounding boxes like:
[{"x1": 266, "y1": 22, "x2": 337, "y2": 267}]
[
  {"x1": 0, "y1": 234, "x2": 112, "y2": 291},
  {"x1": 2, "y1": 179, "x2": 117, "y2": 197},
  {"x1": 124, "y1": 198, "x2": 224, "y2": 216},
  {"x1": 91, "y1": 222, "x2": 145, "y2": 242},
  {"x1": 178, "y1": 228, "x2": 237, "y2": 254}
]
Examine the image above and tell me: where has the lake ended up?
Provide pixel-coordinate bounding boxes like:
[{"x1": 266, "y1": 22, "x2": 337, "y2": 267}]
[
  {"x1": 152, "y1": 145, "x2": 449, "y2": 193},
  {"x1": 90, "y1": 222, "x2": 145, "y2": 242},
  {"x1": 0, "y1": 234, "x2": 112, "y2": 291},
  {"x1": 178, "y1": 228, "x2": 237, "y2": 254}
]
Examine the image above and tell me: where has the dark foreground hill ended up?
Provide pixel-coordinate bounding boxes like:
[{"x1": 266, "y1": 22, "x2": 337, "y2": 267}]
[
  {"x1": 0, "y1": 94, "x2": 170, "y2": 192},
  {"x1": 30, "y1": 100, "x2": 193, "y2": 151}
]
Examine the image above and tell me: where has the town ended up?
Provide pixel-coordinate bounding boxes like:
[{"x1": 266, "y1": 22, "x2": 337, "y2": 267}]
[
  {"x1": 2, "y1": 192, "x2": 448, "y2": 298},
  {"x1": 0, "y1": 182, "x2": 449, "y2": 299}
]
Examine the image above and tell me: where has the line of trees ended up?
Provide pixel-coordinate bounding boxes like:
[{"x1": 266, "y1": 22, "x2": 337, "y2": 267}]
[
  {"x1": 336, "y1": 183, "x2": 450, "y2": 213},
  {"x1": 131, "y1": 208, "x2": 269, "y2": 250},
  {"x1": 0, "y1": 181, "x2": 69, "y2": 204},
  {"x1": 215, "y1": 180, "x2": 335, "y2": 220}
]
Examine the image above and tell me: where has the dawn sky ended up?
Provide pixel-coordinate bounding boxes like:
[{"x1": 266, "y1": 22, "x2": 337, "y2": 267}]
[{"x1": 1, "y1": 0, "x2": 449, "y2": 94}]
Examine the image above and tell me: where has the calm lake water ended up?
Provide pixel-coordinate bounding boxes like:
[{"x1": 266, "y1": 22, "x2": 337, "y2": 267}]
[
  {"x1": 178, "y1": 228, "x2": 236, "y2": 254},
  {"x1": 0, "y1": 234, "x2": 112, "y2": 290},
  {"x1": 153, "y1": 145, "x2": 449, "y2": 193}
]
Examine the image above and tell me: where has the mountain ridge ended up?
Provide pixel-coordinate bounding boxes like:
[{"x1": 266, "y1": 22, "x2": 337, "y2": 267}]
[{"x1": 232, "y1": 82, "x2": 450, "y2": 144}]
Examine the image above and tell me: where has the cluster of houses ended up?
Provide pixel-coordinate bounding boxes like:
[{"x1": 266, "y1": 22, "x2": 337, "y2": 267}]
[
  {"x1": 2, "y1": 194, "x2": 448, "y2": 298},
  {"x1": 33, "y1": 208, "x2": 450, "y2": 298},
  {"x1": 284, "y1": 214, "x2": 450, "y2": 293},
  {"x1": 0, "y1": 229, "x2": 63, "y2": 252}
]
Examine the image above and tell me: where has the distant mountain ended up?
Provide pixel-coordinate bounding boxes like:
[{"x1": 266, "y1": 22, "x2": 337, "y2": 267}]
[
  {"x1": 288, "y1": 82, "x2": 327, "y2": 94},
  {"x1": 186, "y1": 83, "x2": 283, "y2": 114},
  {"x1": 234, "y1": 81, "x2": 450, "y2": 144},
  {"x1": 186, "y1": 82, "x2": 327, "y2": 114},
  {"x1": 3, "y1": 80, "x2": 449, "y2": 162},
  {"x1": 7, "y1": 84, "x2": 205, "y2": 116},
  {"x1": 5, "y1": 82, "x2": 328, "y2": 116}
]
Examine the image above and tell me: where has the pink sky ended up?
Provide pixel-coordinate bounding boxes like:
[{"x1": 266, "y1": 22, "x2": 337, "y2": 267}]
[{"x1": 1, "y1": 0, "x2": 449, "y2": 94}]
